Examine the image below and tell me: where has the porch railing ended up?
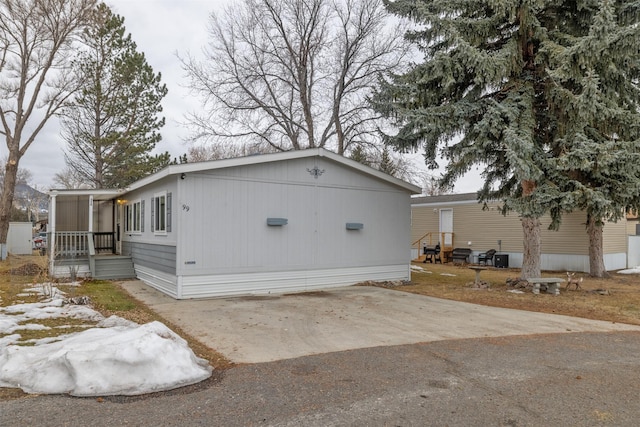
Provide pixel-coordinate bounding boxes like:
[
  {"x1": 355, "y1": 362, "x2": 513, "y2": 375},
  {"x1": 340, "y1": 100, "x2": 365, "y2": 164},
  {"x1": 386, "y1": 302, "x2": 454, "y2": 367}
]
[
  {"x1": 93, "y1": 232, "x2": 116, "y2": 253},
  {"x1": 54, "y1": 231, "x2": 90, "y2": 258},
  {"x1": 52, "y1": 231, "x2": 116, "y2": 258}
]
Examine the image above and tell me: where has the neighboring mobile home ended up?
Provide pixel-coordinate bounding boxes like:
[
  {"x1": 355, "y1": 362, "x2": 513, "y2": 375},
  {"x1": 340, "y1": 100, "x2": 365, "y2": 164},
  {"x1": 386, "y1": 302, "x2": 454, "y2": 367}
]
[
  {"x1": 411, "y1": 193, "x2": 630, "y2": 273},
  {"x1": 48, "y1": 149, "x2": 421, "y2": 299}
]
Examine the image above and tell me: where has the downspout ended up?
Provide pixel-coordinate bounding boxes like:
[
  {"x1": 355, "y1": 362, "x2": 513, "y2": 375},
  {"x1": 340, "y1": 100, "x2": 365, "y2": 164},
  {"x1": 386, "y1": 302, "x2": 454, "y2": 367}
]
[{"x1": 88, "y1": 195, "x2": 95, "y2": 277}]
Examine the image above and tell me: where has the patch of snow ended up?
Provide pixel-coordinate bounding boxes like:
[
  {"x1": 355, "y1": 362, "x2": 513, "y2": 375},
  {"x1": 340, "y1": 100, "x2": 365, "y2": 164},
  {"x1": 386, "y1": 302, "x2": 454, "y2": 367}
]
[
  {"x1": 618, "y1": 266, "x2": 640, "y2": 275},
  {"x1": 410, "y1": 265, "x2": 432, "y2": 274},
  {"x1": 0, "y1": 283, "x2": 212, "y2": 396}
]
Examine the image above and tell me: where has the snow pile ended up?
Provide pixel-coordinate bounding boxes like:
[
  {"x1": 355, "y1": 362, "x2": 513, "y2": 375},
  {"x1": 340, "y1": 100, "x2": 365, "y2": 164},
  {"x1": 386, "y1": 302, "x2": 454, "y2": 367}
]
[
  {"x1": 410, "y1": 265, "x2": 432, "y2": 273},
  {"x1": 0, "y1": 284, "x2": 212, "y2": 396},
  {"x1": 618, "y1": 266, "x2": 640, "y2": 275}
]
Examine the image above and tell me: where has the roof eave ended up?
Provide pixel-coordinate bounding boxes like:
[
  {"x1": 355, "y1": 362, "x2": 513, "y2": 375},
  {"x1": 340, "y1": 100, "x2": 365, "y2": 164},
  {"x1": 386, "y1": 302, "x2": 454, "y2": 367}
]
[{"x1": 125, "y1": 148, "x2": 421, "y2": 195}]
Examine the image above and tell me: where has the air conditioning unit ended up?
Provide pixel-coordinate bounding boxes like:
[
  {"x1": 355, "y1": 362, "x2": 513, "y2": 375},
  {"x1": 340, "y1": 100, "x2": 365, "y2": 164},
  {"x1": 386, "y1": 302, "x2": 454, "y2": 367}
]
[{"x1": 494, "y1": 254, "x2": 509, "y2": 268}]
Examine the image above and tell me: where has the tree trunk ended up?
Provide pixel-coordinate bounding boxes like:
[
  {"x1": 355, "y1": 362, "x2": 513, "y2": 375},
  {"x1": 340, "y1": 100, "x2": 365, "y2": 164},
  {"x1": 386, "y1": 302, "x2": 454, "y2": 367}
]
[
  {"x1": 519, "y1": 179, "x2": 541, "y2": 279},
  {"x1": 586, "y1": 214, "x2": 608, "y2": 278},
  {"x1": 520, "y1": 216, "x2": 541, "y2": 279},
  {"x1": 0, "y1": 156, "x2": 19, "y2": 244}
]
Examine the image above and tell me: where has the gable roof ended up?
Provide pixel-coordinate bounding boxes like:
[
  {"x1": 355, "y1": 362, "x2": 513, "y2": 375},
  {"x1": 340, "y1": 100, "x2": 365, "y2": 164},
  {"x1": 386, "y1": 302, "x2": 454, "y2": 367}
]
[
  {"x1": 128, "y1": 148, "x2": 421, "y2": 194},
  {"x1": 49, "y1": 148, "x2": 422, "y2": 198}
]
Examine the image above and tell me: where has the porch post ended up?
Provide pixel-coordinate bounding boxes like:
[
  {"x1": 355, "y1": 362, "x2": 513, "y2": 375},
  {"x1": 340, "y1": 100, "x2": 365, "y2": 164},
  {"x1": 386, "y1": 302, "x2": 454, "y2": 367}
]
[
  {"x1": 49, "y1": 194, "x2": 56, "y2": 269},
  {"x1": 88, "y1": 195, "x2": 94, "y2": 233}
]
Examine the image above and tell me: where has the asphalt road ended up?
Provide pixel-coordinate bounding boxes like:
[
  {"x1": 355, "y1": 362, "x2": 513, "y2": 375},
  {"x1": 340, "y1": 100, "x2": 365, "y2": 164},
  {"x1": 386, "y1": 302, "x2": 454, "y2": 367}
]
[{"x1": 2, "y1": 331, "x2": 640, "y2": 426}]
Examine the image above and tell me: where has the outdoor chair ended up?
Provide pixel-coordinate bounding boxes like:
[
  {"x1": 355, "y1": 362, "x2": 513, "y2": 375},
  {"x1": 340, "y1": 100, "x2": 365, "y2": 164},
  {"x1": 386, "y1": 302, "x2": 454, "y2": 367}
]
[
  {"x1": 478, "y1": 249, "x2": 496, "y2": 266},
  {"x1": 451, "y1": 248, "x2": 472, "y2": 264}
]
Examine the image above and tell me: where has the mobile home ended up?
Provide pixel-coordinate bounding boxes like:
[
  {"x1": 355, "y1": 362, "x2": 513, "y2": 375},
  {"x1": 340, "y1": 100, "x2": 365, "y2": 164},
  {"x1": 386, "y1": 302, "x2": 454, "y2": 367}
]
[{"x1": 48, "y1": 149, "x2": 421, "y2": 298}]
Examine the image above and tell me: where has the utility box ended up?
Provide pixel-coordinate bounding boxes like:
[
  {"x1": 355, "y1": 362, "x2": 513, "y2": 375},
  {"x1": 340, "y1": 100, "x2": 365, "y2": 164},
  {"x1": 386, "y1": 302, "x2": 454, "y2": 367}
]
[
  {"x1": 494, "y1": 254, "x2": 509, "y2": 268},
  {"x1": 7, "y1": 222, "x2": 33, "y2": 255}
]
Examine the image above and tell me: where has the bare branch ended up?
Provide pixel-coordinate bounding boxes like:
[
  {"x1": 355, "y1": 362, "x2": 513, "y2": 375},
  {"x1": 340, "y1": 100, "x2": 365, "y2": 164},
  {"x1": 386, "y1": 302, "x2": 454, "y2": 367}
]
[
  {"x1": 181, "y1": 0, "x2": 410, "y2": 155},
  {"x1": 0, "y1": 0, "x2": 97, "y2": 243}
]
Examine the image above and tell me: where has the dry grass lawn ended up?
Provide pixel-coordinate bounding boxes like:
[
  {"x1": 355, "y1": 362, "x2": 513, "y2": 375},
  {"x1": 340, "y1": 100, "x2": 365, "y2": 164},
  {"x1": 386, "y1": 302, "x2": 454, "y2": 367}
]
[{"x1": 403, "y1": 261, "x2": 640, "y2": 326}]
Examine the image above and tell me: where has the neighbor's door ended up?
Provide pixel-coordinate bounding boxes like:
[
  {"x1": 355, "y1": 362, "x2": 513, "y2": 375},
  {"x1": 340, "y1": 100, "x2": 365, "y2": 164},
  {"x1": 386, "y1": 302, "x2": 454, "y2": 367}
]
[{"x1": 439, "y1": 209, "x2": 453, "y2": 247}]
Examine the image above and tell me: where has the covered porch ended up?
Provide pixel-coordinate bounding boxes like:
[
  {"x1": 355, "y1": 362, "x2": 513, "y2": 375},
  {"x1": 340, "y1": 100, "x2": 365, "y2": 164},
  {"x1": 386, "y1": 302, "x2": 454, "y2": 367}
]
[{"x1": 47, "y1": 189, "x2": 135, "y2": 280}]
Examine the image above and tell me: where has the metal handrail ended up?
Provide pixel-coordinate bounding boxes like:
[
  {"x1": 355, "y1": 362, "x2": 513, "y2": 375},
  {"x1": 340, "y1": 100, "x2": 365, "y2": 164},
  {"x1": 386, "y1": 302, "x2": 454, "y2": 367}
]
[{"x1": 93, "y1": 232, "x2": 115, "y2": 253}]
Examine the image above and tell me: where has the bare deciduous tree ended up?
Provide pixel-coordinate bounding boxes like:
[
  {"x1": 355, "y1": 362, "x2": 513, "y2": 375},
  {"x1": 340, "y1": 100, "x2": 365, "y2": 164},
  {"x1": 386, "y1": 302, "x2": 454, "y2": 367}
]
[
  {"x1": 182, "y1": 0, "x2": 409, "y2": 155},
  {"x1": 187, "y1": 142, "x2": 277, "y2": 162},
  {"x1": 0, "y1": 0, "x2": 96, "y2": 247},
  {"x1": 52, "y1": 165, "x2": 90, "y2": 190}
]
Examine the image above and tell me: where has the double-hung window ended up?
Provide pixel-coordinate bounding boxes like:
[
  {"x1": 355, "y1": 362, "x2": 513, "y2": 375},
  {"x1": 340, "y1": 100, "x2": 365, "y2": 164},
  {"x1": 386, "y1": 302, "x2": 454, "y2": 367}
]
[
  {"x1": 125, "y1": 200, "x2": 142, "y2": 233},
  {"x1": 152, "y1": 192, "x2": 169, "y2": 234}
]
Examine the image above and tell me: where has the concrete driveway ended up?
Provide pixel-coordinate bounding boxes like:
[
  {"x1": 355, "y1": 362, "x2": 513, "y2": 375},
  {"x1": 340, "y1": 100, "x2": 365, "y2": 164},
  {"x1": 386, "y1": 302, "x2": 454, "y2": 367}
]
[{"x1": 119, "y1": 281, "x2": 640, "y2": 364}]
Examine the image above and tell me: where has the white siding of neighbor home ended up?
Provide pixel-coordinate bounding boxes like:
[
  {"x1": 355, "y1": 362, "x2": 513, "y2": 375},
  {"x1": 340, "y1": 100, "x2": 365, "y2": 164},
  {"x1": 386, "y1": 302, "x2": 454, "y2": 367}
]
[{"x1": 120, "y1": 152, "x2": 417, "y2": 299}]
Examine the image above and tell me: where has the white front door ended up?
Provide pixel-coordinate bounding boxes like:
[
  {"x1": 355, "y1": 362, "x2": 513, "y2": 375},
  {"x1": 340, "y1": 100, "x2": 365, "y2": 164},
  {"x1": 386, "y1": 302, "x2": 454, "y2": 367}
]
[{"x1": 439, "y1": 209, "x2": 453, "y2": 247}]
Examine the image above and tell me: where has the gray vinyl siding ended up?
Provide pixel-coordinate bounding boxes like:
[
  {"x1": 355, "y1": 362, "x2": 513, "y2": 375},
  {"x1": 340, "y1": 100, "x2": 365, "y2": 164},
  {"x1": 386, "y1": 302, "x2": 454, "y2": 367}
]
[
  {"x1": 122, "y1": 241, "x2": 176, "y2": 275},
  {"x1": 115, "y1": 152, "x2": 417, "y2": 298},
  {"x1": 176, "y1": 156, "x2": 411, "y2": 277}
]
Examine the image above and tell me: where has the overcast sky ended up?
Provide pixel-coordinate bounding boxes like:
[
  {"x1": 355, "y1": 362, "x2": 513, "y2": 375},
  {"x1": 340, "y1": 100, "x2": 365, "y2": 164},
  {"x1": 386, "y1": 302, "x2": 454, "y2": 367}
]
[
  {"x1": 16, "y1": 0, "x2": 218, "y2": 190},
  {"x1": 15, "y1": 0, "x2": 481, "y2": 194}
]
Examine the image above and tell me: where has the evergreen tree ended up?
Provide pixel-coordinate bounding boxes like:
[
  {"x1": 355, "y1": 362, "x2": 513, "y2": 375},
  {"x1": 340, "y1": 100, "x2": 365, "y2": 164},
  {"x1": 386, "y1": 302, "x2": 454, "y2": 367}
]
[
  {"x1": 378, "y1": 146, "x2": 397, "y2": 176},
  {"x1": 541, "y1": 2, "x2": 640, "y2": 276},
  {"x1": 373, "y1": 0, "x2": 640, "y2": 278},
  {"x1": 349, "y1": 145, "x2": 373, "y2": 167},
  {"x1": 61, "y1": 2, "x2": 168, "y2": 189}
]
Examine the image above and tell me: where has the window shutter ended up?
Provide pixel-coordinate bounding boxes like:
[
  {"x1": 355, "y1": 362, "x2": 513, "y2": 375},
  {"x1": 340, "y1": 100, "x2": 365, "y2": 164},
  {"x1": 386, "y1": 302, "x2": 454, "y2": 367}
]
[
  {"x1": 141, "y1": 200, "x2": 145, "y2": 232},
  {"x1": 166, "y1": 192, "x2": 172, "y2": 233},
  {"x1": 150, "y1": 197, "x2": 155, "y2": 232}
]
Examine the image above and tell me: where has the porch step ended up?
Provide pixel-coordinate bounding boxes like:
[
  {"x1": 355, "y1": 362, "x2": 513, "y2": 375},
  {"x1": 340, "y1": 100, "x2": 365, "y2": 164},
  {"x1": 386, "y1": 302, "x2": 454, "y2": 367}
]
[{"x1": 94, "y1": 256, "x2": 136, "y2": 280}]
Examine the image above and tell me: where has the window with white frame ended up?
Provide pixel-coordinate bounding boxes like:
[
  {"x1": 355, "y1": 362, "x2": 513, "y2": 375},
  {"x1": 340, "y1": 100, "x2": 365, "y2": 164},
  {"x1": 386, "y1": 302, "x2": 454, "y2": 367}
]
[
  {"x1": 125, "y1": 200, "x2": 142, "y2": 233},
  {"x1": 133, "y1": 201, "x2": 141, "y2": 232},
  {"x1": 152, "y1": 192, "x2": 169, "y2": 234}
]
